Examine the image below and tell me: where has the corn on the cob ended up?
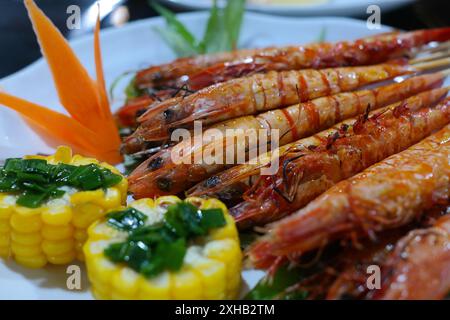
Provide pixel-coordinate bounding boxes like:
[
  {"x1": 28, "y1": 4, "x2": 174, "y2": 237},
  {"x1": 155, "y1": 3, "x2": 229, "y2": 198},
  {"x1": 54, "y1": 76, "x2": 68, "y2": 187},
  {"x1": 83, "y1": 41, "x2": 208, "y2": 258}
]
[
  {"x1": 0, "y1": 146, "x2": 127, "y2": 268},
  {"x1": 84, "y1": 196, "x2": 242, "y2": 300}
]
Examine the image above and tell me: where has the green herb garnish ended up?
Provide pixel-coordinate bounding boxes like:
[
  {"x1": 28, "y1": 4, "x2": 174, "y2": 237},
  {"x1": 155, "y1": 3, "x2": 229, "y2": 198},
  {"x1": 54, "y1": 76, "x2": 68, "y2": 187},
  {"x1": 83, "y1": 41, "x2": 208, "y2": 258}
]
[
  {"x1": 317, "y1": 27, "x2": 327, "y2": 43},
  {"x1": 125, "y1": 76, "x2": 145, "y2": 100},
  {"x1": 151, "y1": 0, "x2": 246, "y2": 57},
  {"x1": 109, "y1": 71, "x2": 143, "y2": 102},
  {"x1": 245, "y1": 265, "x2": 307, "y2": 300},
  {"x1": 0, "y1": 159, "x2": 122, "y2": 208},
  {"x1": 104, "y1": 202, "x2": 227, "y2": 278},
  {"x1": 107, "y1": 208, "x2": 148, "y2": 232}
]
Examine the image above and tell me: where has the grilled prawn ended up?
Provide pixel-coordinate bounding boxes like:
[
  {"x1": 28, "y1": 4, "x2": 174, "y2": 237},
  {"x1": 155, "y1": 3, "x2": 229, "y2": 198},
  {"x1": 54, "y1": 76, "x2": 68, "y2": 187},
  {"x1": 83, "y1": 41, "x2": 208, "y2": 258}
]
[
  {"x1": 326, "y1": 207, "x2": 450, "y2": 300},
  {"x1": 135, "y1": 28, "x2": 450, "y2": 90},
  {"x1": 128, "y1": 72, "x2": 447, "y2": 199},
  {"x1": 372, "y1": 212, "x2": 450, "y2": 300},
  {"x1": 249, "y1": 123, "x2": 450, "y2": 269},
  {"x1": 126, "y1": 61, "x2": 412, "y2": 150},
  {"x1": 190, "y1": 89, "x2": 450, "y2": 228}
]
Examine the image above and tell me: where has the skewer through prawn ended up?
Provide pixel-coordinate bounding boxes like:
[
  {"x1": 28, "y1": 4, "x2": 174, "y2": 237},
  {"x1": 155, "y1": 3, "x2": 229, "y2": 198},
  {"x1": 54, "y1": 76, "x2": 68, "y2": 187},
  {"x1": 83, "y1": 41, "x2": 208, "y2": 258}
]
[
  {"x1": 125, "y1": 55, "x2": 450, "y2": 150},
  {"x1": 135, "y1": 28, "x2": 450, "y2": 90},
  {"x1": 128, "y1": 71, "x2": 448, "y2": 199},
  {"x1": 249, "y1": 122, "x2": 450, "y2": 269},
  {"x1": 191, "y1": 88, "x2": 450, "y2": 229}
]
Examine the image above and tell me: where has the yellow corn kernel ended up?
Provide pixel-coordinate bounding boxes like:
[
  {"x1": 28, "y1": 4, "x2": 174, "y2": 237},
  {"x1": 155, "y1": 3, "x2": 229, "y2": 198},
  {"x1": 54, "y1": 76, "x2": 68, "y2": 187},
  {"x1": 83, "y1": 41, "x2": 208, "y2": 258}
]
[
  {"x1": 84, "y1": 241, "x2": 117, "y2": 282},
  {"x1": 74, "y1": 229, "x2": 88, "y2": 242},
  {"x1": 42, "y1": 239, "x2": 74, "y2": 256},
  {"x1": 111, "y1": 268, "x2": 141, "y2": 299},
  {"x1": 92, "y1": 287, "x2": 111, "y2": 300},
  {"x1": 0, "y1": 202, "x2": 13, "y2": 220},
  {"x1": 97, "y1": 189, "x2": 123, "y2": 208},
  {"x1": 11, "y1": 232, "x2": 41, "y2": 246},
  {"x1": 84, "y1": 196, "x2": 242, "y2": 300},
  {"x1": 41, "y1": 224, "x2": 74, "y2": 241},
  {"x1": 41, "y1": 204, "x2": 73, "y2": 226},
  {"x1": 203, "y1": 239, "x2": 242, "y2": 298},
  {"x1": 208, "y1": 214, "x2": 239, "y2": 241},
  {"x1": 138, "y1": 272, "x2": 171, "y2": 300},
  {"x1": 171, "y1": 269, "x2": 204, "y2": 300},
  {"x1": 184, "y1": 247, "x2": 227, "y2": 299},
  {"x1": 0, "y1": 219, "x2": 11, "y2": 233},
  {"x1": 0, "y1": 233, "x2": 10, "y2": 247},
  {"x1": 88, "y1": 221, "x2": 123, "y2": 240},
  {"x1": 10, "y1": 213, "x2": 42, "y2": 233},
  {"x1": 47, "y1": 251, "x2": 76, "y2": 265},
  {"x1": 0, "y1": 246, "x2": 10, "y2": 257},
  {"x1": 71, "y1": 190, "x2": 102, "y2": 205},
  {"x1": 0, "y1": 147, "x2": 127, "y2": 268},
  {"x1": 11, "y1": 241, "x2": 42, "y2": 257},
  {"x1": 72, "y1": 202, "x2": 105, "y2": 229},
  {"x1": 15, "y1": 254, "x2": 47, "y2": 269},
  {"x1": 52, "y1": 145, "x2": 72, "y2": 163}
]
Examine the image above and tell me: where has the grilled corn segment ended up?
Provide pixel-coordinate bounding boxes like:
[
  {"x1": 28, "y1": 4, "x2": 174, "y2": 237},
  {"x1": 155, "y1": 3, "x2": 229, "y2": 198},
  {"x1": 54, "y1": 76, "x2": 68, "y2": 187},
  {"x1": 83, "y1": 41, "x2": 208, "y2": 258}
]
[
  {"x1": 84, "y1": 196, "x2": 242, "y2": 300},
  {"x1": 0, "y1": 146, "x2": 127, "y2": 268}
]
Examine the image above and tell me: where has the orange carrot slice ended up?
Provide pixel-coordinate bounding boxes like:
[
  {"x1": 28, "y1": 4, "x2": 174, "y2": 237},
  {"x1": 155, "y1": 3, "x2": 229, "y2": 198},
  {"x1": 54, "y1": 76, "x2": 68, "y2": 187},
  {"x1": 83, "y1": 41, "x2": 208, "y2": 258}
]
[
  {"x1": 0, "y1": 92, "x2": 120, "y2": 163},
  {"x1": 94, "y1": 10, "x2": 108, "y2": 119},
  {"x1": 93, "y1": 9, "x2": 121, "y2": 147},
  {"x1": 15, "y1": 0, "x2": 123, "y2": 164},
  {"x1": 24, "y1": 0, "x2": 102, "y2": 132}
]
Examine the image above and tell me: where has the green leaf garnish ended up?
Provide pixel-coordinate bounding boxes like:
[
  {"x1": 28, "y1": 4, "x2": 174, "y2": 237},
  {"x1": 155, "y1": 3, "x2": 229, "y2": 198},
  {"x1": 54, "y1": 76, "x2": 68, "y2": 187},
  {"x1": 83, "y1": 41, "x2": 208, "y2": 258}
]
[
  {"x1": 0, "y1": 159, "x2": 122, "y2": 208},
  {"x1": 152, "y1": 2, "x2": 200, "y2": 57},
  {"x1": 126, "y1": 76, "x2": 146, "y2": 100},
  {"x1": 150, "y1": 0, "x2": 246, "y2": 57},
  {"x1": 107, "y1": 208, "x2": 148, "y2": 232},
  {"x1": 109, "y1": 71, "x2": 142, "y2": 101},
  {"x1": 317, "y1": 27, "x2": 327, "y2": 43},
  {"x1": 104, "y1": 201, "x2": 227, "y2": 278},
  {"x1": 200, "y1": 1, "x2": 227, "y2": 54},
  {"x1": 223, "y1": 0, "x2": 246, "y2": 50},
  {"x1": 245, "y1": 265, "x2": 307, "y2": 300},
  {"x1": 200, "y1": 208, "x2": 227, "y2": 229}
]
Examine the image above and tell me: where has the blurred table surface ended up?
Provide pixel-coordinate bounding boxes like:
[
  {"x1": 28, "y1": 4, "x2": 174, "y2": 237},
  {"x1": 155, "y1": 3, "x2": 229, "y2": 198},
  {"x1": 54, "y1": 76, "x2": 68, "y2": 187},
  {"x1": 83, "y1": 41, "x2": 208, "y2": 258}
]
[{"x1": 0, "y1": 0, "x2": 448, "y2": 79}]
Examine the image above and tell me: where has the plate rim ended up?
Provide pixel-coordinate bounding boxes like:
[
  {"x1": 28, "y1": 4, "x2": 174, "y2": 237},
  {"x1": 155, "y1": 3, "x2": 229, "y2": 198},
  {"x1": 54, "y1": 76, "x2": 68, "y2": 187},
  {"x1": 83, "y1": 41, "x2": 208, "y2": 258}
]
[{"x1": 159, "y1": 0, "x2": 416, "y2": 14}]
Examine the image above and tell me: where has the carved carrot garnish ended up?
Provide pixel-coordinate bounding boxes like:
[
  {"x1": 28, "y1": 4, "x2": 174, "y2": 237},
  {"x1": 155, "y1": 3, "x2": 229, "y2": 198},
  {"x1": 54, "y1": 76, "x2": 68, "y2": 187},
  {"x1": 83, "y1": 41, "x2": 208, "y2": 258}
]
[{"x1": 0, "y1": 0, "x2": 121, "y2": 164}]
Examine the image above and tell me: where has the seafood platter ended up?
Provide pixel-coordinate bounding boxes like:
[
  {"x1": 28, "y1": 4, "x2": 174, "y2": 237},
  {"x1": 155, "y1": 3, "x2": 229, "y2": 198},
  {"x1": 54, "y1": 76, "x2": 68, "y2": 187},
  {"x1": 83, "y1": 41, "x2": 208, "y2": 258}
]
[{"x1": 0, "y1": 0, "x2": 449, "y2": 300}]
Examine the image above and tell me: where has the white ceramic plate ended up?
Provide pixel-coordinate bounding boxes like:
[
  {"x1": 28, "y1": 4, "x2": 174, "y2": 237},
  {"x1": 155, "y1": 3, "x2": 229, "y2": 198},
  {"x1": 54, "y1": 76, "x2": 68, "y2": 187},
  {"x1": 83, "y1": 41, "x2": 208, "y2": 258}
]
[
  {"x1": 0, "y1": 12, "x2": 395, "y2": 299},
  {"x1": 159, "y1": 0, "x2": 415, "y2": 17}
]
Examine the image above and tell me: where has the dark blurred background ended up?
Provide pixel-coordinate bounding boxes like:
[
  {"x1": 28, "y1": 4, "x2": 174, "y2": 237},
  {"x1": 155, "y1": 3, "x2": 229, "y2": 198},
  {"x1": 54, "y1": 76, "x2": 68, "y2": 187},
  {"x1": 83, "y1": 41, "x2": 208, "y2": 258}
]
[{"x1": 0, "y1": 0, "x2": 449, "y2": 79}]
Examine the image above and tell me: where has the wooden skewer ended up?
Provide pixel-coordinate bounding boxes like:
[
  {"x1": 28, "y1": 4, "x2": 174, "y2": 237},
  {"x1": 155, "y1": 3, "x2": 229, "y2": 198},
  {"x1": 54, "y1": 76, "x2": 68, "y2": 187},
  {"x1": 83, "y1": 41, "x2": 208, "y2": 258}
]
[
  {"x1": 439, "y1": 68, "x2": 450, "y2": 77},
  {"x1": 129, "y1": 144, "x2": 175, "y2": 157},
  {"x1": 416, "y1": 41, "x2": 450, "y2": 55},
  {"x1": 412, "y1": 57, "x2": 450, "y2": 71},
  {"x1": 410, "y1": 49, "x2": 450, "y2": 64}
]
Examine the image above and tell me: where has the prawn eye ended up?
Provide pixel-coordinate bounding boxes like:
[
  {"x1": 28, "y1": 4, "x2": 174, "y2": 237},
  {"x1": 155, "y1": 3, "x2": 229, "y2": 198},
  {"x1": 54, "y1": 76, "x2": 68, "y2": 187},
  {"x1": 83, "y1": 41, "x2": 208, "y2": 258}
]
[
  {"x1": 148, "y1": 157, "x2": 164, "y2": 171},
  {"x1": 340, "y1": 123, "x2": 349, "y2": 132},
  {"x1": 156, "y1": 177, "x2": 172, "y2": 192},
  {"x1": 135, "y1": 108, "x2": 147, "y2": 118},
  {"x1": 204, "y1": 176, "x2": 221, "y2": 188},
  {"x1": 163, "y1": 109, "x2": 174, "y2": 122}
]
